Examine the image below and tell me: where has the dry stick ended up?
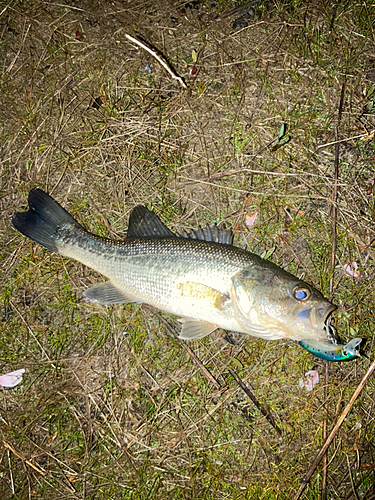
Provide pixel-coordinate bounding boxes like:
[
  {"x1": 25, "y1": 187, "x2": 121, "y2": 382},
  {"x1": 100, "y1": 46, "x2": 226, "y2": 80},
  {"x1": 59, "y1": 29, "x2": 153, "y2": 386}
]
[
  {"x1": 146, "y1": 307, "x2": 221, "y2": 390},
  {"x1": 346, "y1": 454, "x2": 360, "y2": 500},
  {"x1": 329, "y1": 126, "x2": 340, "y2": 292},
  {"x1": 323, "y1": 126, "x2": 340, "y2": 499},
  {"x1": 322, "y1": 360, "x2": 329, "y2": 500},
  {"x1": 329, "y1": 80, "x2": 346, "y2": 294},
  {"x1": 293, "y1": 358, "x2": 375, "y2": 500},
  {"x1": 125, "y1": 34, "x2": 187, "y2": 89},
  {"x1": 2, "y1": 440, "x2": 46, "y2": 476},
  {"x1": 322, "y1": 80, "x2": 347, "y2": 500},
  {"x1": 227, "y1": 368, "x2": 282, "y2": 439}
]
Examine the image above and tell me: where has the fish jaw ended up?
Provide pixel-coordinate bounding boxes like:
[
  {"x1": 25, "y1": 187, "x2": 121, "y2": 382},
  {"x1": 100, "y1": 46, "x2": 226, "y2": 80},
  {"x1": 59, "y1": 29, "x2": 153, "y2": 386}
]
[{"x1": 231, "y1": 265, "x2": 338, "y2": 341}]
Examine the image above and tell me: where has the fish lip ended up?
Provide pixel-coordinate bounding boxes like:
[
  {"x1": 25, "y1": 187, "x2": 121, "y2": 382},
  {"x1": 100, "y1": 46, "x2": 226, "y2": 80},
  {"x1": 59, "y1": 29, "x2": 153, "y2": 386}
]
[
  {"x1": 321, "y1": 303, "x2": 337, "y2": 320},
  {"x1": 310, "y1": 302, "x2": 337, "y2": 330}
]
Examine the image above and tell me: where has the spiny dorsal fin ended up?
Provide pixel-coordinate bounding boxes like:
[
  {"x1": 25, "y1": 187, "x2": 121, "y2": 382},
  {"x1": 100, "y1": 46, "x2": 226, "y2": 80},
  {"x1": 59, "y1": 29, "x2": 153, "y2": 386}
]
[
  {"x1": 127, "y1": 206, "x2": 176, "y2": 238},
  {"x1": 127, "y1": 206, "x2": 233, "y2": 244},
  {"x1": 181, "y1": 225, "x2": 233, "y2": 245}
]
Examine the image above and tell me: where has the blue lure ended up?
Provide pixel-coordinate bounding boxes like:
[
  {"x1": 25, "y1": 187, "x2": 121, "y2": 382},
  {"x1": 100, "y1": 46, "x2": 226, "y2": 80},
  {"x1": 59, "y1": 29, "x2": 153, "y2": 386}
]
[{"x1": 298, "y1": 337, "x2": 362, "y2": 361}]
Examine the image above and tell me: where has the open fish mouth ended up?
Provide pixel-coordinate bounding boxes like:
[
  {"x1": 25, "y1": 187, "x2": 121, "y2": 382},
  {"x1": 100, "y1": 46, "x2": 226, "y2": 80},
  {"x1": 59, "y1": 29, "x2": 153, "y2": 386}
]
[{"x1": 301, "y1": 302, "x2": 336, "y2": 334}]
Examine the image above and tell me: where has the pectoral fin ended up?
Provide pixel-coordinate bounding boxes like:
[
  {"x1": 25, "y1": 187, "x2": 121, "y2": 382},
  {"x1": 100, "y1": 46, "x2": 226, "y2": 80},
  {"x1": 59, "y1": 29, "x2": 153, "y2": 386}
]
[
  {"x1": 83, "y1": 282, "x2": 138, "y2": 305},
  {"x1": 179, "y1": 318, "x2": 218, "y2": 340}
]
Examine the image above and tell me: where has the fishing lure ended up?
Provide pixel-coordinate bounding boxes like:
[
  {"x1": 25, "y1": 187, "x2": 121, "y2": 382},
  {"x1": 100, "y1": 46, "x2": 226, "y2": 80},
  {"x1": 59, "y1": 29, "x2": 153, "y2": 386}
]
[{"x1": 298, "y1": 337, "x2": 362, "y2": 361}]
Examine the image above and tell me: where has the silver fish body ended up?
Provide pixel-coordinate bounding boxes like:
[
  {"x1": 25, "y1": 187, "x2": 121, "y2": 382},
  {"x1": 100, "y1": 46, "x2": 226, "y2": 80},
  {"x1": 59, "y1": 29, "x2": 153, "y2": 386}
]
[{"x1": 12, "y1": 189, "x2": 352, "y2": 350}]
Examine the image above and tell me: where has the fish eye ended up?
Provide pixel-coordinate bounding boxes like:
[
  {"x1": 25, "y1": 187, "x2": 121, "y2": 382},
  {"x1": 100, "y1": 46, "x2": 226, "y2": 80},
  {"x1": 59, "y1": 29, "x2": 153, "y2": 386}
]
[{"x1": 293, "y1": 286, "x2": 311, "y2": 301}]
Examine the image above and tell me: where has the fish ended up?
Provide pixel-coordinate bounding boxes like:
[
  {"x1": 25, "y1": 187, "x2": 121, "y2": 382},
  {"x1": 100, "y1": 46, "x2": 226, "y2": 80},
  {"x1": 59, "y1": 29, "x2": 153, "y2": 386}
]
[{"x1": 11, "y1": 189, "x2": 361, "y2": 361}]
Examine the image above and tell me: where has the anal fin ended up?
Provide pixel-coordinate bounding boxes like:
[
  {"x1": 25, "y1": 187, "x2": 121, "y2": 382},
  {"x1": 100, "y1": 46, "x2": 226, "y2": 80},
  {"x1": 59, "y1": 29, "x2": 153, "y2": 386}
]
[
  {"x1": 179, "y1": 318, "x2": 218, "y2": 340},
  {"x1": 83, "y1": 282, "x2": 138, "y2": 305}
]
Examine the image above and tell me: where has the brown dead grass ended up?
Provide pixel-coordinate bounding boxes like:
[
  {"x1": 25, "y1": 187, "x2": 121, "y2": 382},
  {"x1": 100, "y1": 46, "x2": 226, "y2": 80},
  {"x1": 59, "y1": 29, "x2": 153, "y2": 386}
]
[{"x1": 1, "y1": 0, "x2": 375, "y2": 498}]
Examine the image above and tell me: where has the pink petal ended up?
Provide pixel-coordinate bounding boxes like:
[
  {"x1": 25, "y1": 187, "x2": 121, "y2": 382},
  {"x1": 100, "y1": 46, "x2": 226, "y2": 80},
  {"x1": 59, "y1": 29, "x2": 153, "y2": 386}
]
[
  {"x1": 299, "y1": 370, "x2": 319, "y2": 392},
  {"x1": 0, "y1": 369, "x2": 25, "y2": 388},
  {"x1": 343, "y1": 262, "x2": 360, "y2": 279},
  {"x1": 245, "y1": 212, "x2": 257, "y2": 227}
]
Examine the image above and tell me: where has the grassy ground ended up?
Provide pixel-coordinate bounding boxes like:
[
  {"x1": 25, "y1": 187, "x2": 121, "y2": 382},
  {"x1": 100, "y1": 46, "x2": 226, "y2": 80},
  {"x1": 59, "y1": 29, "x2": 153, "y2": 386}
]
[{"x1": 1, "y1": 0, "x2": 375, "y2": 498}]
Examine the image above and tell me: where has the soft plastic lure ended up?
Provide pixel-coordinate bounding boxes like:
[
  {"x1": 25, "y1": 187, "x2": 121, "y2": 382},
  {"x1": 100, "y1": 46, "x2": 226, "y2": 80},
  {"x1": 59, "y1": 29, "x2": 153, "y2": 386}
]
[{"x1": 298, "y1": 337, "x2": 362, "y2": 361}]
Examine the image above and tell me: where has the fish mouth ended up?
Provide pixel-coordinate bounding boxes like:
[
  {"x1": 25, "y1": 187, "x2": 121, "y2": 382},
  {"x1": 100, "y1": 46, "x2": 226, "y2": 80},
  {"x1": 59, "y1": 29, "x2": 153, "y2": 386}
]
[{"x1": 298, "y1": 302, "x2": 337, "y2": 332}]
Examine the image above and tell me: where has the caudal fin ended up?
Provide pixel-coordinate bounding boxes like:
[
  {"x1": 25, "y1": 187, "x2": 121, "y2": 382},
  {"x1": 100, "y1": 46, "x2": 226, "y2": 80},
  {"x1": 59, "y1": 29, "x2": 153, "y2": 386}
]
[{"x1": 11, "y1": 189, "x2": 84, "y2": 253}]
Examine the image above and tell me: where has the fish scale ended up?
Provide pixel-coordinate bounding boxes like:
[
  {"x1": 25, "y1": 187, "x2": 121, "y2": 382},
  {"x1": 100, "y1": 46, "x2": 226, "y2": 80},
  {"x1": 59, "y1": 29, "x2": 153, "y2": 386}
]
[{"x1": 57, "y1": 229, "x2": 249, "y2": 330}]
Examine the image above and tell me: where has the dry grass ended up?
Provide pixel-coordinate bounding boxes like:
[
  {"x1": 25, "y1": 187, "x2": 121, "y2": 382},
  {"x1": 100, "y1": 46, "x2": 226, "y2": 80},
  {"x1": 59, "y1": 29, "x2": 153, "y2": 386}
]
[{"x1": 1, "y1": 0, "x2": 375, "y2": 498}]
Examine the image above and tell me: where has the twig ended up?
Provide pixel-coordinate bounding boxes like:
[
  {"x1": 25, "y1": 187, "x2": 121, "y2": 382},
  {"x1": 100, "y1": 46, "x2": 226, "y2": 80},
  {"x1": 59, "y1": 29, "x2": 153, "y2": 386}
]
[
  {"x1": 330, "y1": 80, "x2": 346, "y2": 292},
  {"x1": 329, "y1": 125, "x2": 340, "y2": 294},
  {"x1": 318, "y1": 133, "x2": 365, "y2": 148},
  {"x1": 146, "y1": 307, "x2": 221, "y2": 390},
  {"x1": 347, "y1": 454, "x2": 360, "y2": 500},
  {"x1": 322, "y1": 363, "x2": 329, "y2": 500},
  {"x1": 2, "y1": 440, "x2": 47, "y2": 476},
  {"x1": 293, "y1": 358, "x2": 375, "y2": 500},
  {"x1": 125, "y1": 34, "x2": 187, "y2": 89},
  {"x1": 227, "y1": 368, "x2": 282, "y2": 439},
  {"x1": 328, "y1": 0, "x2": 340, "y2": 32},
  {"x1": 324, "y1": 78, "x2": 346, "y2": 500}
]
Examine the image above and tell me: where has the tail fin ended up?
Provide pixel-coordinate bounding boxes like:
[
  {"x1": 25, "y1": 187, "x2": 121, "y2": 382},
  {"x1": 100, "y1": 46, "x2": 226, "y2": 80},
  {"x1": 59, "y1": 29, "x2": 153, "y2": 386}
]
[{"x1": 11, "y1": 189, "x2": 84, "y2": 253}]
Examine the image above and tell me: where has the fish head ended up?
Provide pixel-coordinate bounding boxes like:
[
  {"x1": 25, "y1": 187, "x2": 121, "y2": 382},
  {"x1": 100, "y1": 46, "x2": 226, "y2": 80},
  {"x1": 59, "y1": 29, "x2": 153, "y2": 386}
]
[{"x1": 231, "y1": 264, "x2": 336, "y2": 341}]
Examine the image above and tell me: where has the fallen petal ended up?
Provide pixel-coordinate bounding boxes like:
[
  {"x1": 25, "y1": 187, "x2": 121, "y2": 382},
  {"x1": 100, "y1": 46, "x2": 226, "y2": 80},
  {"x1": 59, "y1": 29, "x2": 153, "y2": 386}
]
[
  {"x1": 245, "y1": 212, "x2": 257, "y2": 227},
  {"x1": 343, "y1": 262, "x2": 360, "y2": 279},
  {"x1": 299, "y1": 370, "x2": 319, "y2": 392},
  {"x1": 0, "y1": 369, "x2": 25, "y2": 388}
]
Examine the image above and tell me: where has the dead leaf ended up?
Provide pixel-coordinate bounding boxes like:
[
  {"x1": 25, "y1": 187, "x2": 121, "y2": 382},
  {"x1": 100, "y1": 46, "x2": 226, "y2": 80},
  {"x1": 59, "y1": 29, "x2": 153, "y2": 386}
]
[
  {"x1": 359, "y1": 238, "x2": 375, "y2": 251},
  {"x1": 287, "y1": 205, "x2": 305, "y2": 216},
  {"x1": 362, "y1": 178, "x2": 375, "y2": 195},
  {"x1": 360, "y1": 129, "x2": 375, "y2": 141}
]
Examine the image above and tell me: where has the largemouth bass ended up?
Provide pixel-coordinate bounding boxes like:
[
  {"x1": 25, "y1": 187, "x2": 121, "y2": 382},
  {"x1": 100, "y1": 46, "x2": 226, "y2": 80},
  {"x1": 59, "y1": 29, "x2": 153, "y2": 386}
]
[{"x1": 11, "y1": 189, "x2": 361, "y2": 361}]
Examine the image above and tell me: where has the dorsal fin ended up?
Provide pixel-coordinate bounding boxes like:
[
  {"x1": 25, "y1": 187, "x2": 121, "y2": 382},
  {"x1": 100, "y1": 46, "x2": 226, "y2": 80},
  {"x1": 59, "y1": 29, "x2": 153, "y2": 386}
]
[
  {"x1": 127, "y1": 206, "x2": 176, "y2": 238},
  {"x1": 127, "y1": 206, "x2": 233, "y2": 244},
  {"x1": 181, "y1": 225, "x2": 233, "y2": 245}
]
